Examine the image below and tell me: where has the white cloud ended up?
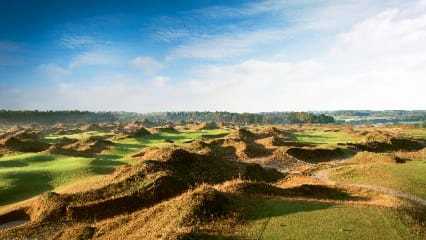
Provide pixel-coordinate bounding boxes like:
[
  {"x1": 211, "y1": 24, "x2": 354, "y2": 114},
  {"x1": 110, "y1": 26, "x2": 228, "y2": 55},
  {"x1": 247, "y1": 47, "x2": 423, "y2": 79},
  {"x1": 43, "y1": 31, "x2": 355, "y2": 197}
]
[
  {"x1": 37, "y1": 63, "x2": 69, "y2": 79},
  {"x1": 0, "y1": 76, "x2": 176, "y2": 112},
  {"x1": 151, "y1": 76, "x2": 169, "y2": 87},
  {"x1": 167, "y1": 29, "x2": 287, "y2": 60},
  {"x1": 69, "y1": 51, "x2": 118, "y2": 68},
  {"x1": 130, "y1": 56, "x2": 164, "y2": 75},
  {"x1": 3, "y1": 1, "x2": 425, "y2": 112},
  {"x1": 153, "y1": 28, "x2": 192, "y2": 42},
  {"x1": 60, "y1": 35, "x2": 95, "y2": 49}
]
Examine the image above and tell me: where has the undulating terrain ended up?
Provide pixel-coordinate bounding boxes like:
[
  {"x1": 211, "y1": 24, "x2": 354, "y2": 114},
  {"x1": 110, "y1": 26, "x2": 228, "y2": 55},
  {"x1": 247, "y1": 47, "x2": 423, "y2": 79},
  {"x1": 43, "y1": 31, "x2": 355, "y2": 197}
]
[{"x1": 0, "y1": 118, "x2": 425, "y2": 239}]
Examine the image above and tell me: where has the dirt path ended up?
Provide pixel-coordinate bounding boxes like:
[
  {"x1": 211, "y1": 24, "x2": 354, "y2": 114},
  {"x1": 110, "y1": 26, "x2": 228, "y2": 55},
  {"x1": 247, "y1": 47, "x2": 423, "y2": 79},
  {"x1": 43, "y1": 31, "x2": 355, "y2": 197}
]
[{"x1": 313, "y1": 167, "x2": 426, "y2": 206}]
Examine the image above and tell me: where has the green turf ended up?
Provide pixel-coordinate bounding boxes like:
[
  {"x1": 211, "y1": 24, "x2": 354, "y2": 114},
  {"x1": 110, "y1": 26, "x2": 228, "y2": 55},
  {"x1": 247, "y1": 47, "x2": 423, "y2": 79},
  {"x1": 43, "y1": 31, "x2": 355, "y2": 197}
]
[
  {"x1": 43, "y1": 131, "x2": 112, "y2": 143},
  {"x1": 329, "y1": 159, "x2": 426, "y2": 199},
  {"x1": 402, "y1": 129, "x2": 426, "y2": 138},
  {"x1": 237, "y1": 199, "x2": 420, "y2": 240},
  {"x1": 0, "y1": 129, "x2": 230, "y2": 206},
  {"x1": 0, "y1": 153, "x2": 94, "y2": 205},
  {"x1": 292, "y1": 130, "x2": 360, "y2": 147},
  {"x1": 109, "y1": 129, "x2": 231, "y2": 161}
]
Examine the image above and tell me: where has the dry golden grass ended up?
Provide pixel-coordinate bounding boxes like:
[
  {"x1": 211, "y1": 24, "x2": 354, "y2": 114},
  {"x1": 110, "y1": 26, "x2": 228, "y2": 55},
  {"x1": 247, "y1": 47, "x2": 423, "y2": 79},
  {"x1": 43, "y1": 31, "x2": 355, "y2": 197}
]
[{"x1": 345, "y1": 151, "x2": 400, "y2": 164}]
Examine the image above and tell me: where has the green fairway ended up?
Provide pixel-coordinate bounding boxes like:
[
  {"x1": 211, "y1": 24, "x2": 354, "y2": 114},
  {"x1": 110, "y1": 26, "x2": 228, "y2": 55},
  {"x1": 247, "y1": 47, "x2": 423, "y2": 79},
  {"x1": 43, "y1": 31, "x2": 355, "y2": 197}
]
[
  {"x1": 0, "y1": 129, "x2": 230, "y2": 206},
  {"x1": 110, "y1": 128, "x2": 231, "y2": 161},
  {"x1": 402, "y1": 129, "x2": 426, "y2": 138},
  {"x1": 329, "y1": 159, "x2": 426, "y2": 199},
  {"x1": 237, "y1": 199, "x2": 420, "y2": 240},
  {"x1": 292, "y1": 130, "x2": 361, "y2": 147},
  {"x1": 0, "y1": 153, "x2": 95, "y2": 205}
]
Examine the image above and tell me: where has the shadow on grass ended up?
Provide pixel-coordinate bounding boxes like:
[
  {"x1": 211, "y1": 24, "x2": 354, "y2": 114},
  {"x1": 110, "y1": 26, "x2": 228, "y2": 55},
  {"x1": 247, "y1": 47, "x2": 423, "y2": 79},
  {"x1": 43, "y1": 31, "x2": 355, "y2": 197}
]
[
  {"x1": 135, "y1": 132, "x2": 194, "y2": 145},
  {"x1": 114, "y1": 142, "x2": 144, "y2": 150},
  {"x1": 0, "y1": 171, "x2": 53, "y2": 206},
  {"x1": 0, "y1": 160, "x2": 28, "y2": 168},
  {"x1": 201, "y1": 133, "x2": 229, "y2": 139},
  {"x1": 90, "y1": 154, "x2": 125, "y2": 175},
  {"x1": 25, "y1": 155, "x2": 55, "y2": 163},
  {"x1": 181, "y1": 233, "x2": 238, "y2": 240},
  {"x1": 245, "y1": 199, "x2": 333, "y2": 221}
]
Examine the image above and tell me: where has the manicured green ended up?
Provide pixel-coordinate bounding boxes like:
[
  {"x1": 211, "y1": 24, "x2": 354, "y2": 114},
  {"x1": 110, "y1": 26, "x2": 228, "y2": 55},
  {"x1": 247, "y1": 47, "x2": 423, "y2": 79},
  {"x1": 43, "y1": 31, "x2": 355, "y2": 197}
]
[
  {"x1": 237, "y1": 199, "x2": 420, "y2": 240},
  {"x1": 292, "y1": 130, "x2": 360, "y2": 147},
  {"x1": 329, "y1": 159, "x2": 426, "y2": 199}
]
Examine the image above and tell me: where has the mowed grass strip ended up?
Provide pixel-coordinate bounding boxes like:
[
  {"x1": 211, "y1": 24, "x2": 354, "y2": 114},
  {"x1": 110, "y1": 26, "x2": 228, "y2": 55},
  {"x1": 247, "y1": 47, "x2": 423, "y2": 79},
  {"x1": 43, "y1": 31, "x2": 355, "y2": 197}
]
[
  {"x1": 329, "y1": 159, "x2": 426, "y2": 199},
  {"x1": 292, "y1": 130, "x2": 361, "y2": 147},
  {"x1": 237, "y1": 199, "x2": 420, "y2": 240}
]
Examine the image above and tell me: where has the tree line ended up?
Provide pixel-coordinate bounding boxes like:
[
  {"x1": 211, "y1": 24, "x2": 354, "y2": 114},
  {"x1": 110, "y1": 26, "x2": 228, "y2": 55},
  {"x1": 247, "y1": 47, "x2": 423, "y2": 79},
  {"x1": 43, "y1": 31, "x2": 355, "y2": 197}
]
[{"x1": 0, "y1": 110, "x2": 335, "y2": 126}]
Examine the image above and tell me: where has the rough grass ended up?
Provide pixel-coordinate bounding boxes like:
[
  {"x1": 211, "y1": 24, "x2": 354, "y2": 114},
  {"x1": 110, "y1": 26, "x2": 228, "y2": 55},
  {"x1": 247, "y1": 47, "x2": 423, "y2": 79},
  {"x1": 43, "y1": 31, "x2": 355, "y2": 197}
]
[
  {"x1": 329, "y1": 159, "x2": 426, "y2": 199},
  {"x1": 292, "y1": 130, "x2": 361, "y2": 147},
  {"x1": 236, "y1": 199, "x2": 421, "y2": 240}
]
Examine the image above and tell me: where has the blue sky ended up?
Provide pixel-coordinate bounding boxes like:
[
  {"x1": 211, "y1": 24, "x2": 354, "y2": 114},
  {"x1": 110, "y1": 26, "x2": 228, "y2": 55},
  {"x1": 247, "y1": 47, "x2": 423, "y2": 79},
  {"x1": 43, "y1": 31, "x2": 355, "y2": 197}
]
[{"x1": 0, "y1": 0, "x2": 425, "y2": 112}]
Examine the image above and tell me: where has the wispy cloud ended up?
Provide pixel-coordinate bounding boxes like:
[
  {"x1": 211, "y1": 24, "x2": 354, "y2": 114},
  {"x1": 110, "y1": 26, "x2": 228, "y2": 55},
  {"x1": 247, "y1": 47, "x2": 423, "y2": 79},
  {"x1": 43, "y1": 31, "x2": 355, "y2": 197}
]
[
  {"x1": 129, "y1": 56, "x2": 164, "y2": 75},
  {"x1": 191, "y1": 0, "x2": 295, "y2": 19},
  {"x1": 60, "y1": 35, "x2": 96, "y2": 49},
  {"x1": 37, "y1": 63, "x2": 69, "y2": 80},
  {"x1": 153, "y1": 28, "x2": 192, "y2": 42},
  {"x1": 167, "y1": 29, "x2": 288, "y2": 60},
  {"x1": 69, "y1": 51, "x2": 118, "y2": 68}
]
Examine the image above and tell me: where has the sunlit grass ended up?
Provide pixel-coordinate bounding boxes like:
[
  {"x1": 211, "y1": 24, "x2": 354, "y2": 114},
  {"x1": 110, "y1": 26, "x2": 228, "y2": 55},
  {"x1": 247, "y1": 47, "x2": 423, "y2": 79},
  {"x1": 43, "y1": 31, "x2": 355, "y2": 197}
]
[
  {"x1": 237, "y1": 199, "x2": 420, "y2": 240},
  {"x1": 292, "y1": 130, "x2": 361, "y2": 147},
  {"x1": 110, "y1": 128, "x2": 230, "y2": 160},
  {"x1": 402, "y1": 129, "x2": 426, "y2": 138},
  {"x1": 0, "y1": 152, "x2": 94, "y2": 205},
  {"x1": 0, "y1": 129, "x2": 231, "y2": 206},
  {"x1": 329, "y1": 159, "x2": 426, "y2": 199}
]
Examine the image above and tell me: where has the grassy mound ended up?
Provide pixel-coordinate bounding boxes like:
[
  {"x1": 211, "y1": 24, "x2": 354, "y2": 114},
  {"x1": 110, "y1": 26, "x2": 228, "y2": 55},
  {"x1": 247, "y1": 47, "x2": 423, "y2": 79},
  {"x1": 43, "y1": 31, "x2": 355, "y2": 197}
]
[
  {"x1": 51, "y1": 136, "x2": 113, "y2": 157},
  {"x1": 13, "y1": 131, "x2": 41, "y2": 140},
  {"x1": 220, "y1": 180, "x2": 353, "y2": 200},
  {"x1": 228, "y1": 128, "x2": 257, "y2": 141},
  {"x1": 0, "y1": 145, "x2": 283, "y2": 234},
  {"x1": 93, "y1": 185, "x2": 234, "y2": 240},
  {"x1": 113, "y1": 127, "x2": 151, "y2": 140},
  {"x1": 346, "y1": 152, "x2": 405, "y2": 164},
  {"x1": 0, "y1": 136, "x2": 51, "y2": 153},
  {"x1": 149, "y1": 125, "x2": 177, "y2": 133},
  {"x1": 79, "y1": 124, "x2": 102, "y2": 132},
  {"x1": 191, "y1": 121, "x2": 218, "y2": 130},
  {"x1": 347, "y1": 138, "x2": 424, "y2": 152}
]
